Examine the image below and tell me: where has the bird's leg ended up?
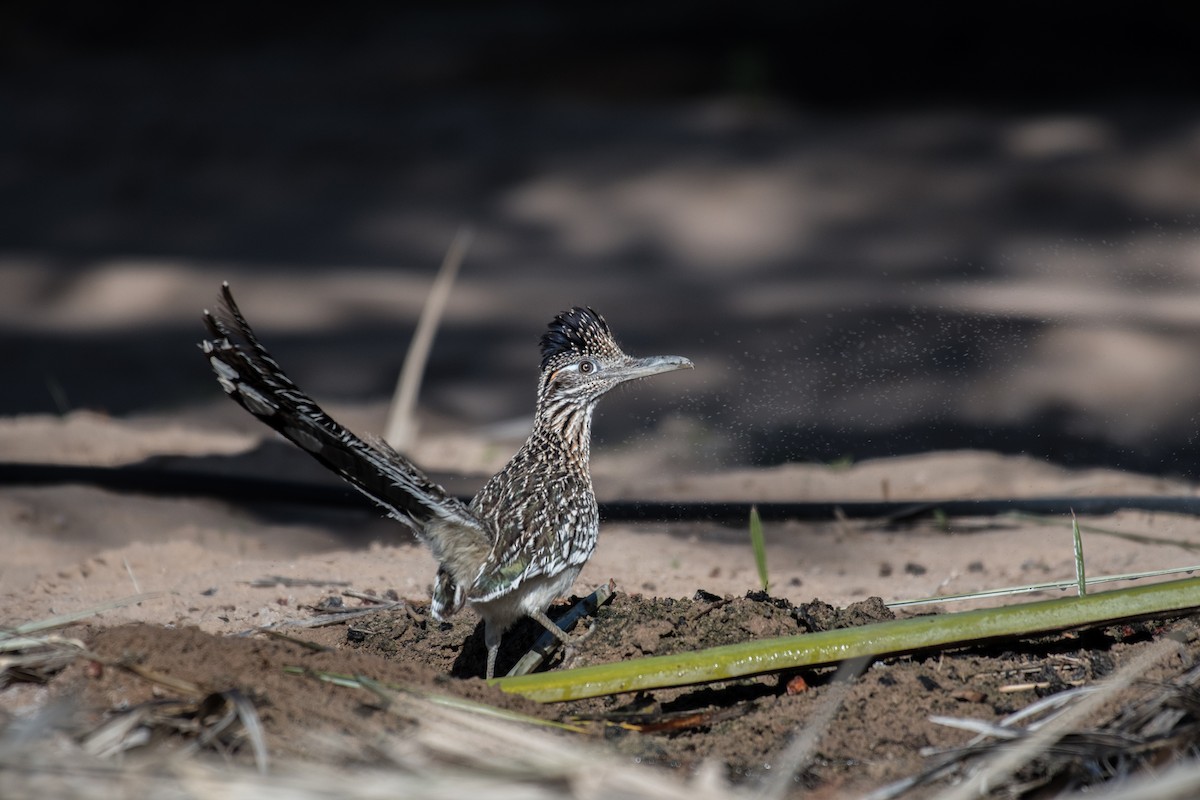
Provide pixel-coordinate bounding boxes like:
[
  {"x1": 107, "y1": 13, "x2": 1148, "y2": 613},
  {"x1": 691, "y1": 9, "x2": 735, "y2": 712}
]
[
  {"x1": 527, "y1": 608, "x2": 573, "y2": 645},
  {"x1": 484, "y1": 621, "x2": 503, "y2": 681},
  {"x1": 527, "y1": 608, "x2": 585, "y2": 667}
]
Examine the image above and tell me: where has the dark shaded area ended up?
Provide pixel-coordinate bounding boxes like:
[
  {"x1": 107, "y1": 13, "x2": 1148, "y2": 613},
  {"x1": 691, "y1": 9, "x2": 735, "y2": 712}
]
[
  {"x1": 7, "y1": 457, "x2": 1200, "y2": 523},
  {"x1": 5, "y1": 4, "x2": 1198, "y2": 262},
  {"x1": 5, "y1": 4, "x2": 1200, "y2": 476},
  {"x1": 6, "y1": 4, "x2": 1198, "y2": 106}
]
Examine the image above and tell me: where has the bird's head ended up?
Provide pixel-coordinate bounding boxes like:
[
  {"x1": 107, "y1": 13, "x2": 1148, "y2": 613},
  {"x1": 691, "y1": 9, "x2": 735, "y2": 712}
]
[{"x1": 536, "y1": 307, "x2": 693, "y2": 409}]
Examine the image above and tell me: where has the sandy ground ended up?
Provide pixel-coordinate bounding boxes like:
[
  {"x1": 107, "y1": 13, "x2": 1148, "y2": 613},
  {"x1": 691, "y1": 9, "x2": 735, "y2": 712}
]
[
  {"x1": 4, "y1": 411, "x2": 1199, "y2": 642},
  {"x1": 4, "y1": 413, "x2": 1200, "y2": 795}
]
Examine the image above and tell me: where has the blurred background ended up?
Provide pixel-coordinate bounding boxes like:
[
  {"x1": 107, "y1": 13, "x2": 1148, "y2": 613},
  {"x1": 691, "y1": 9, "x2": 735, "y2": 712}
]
[{"x1": 4, "y1": 3, "x2": 1200, "y2": 477}]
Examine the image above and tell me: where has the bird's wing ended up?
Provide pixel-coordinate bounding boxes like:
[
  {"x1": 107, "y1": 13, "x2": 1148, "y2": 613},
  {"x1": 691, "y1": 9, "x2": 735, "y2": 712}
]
[{"x1": 466, "y1": 463, "x2": 597, "y2": 602}]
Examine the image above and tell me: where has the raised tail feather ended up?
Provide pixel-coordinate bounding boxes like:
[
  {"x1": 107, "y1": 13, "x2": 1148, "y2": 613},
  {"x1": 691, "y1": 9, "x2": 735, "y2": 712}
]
[{"x1": 199, "y1": 283, "x2": 486, "y2": 544}]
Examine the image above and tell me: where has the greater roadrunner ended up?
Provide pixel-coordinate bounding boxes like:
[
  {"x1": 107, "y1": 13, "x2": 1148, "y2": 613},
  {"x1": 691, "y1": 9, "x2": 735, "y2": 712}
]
[{"x1": 200, "y1": 284, "x2": 692, "y2": 678}]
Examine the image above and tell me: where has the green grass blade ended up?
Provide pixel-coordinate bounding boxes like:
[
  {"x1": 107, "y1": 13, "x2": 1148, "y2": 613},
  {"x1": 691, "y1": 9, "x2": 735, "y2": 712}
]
[
  {"x1": 492, "y1": 577, "x2": 1200, "y2": 703},
  {"x1": 1072, "y1": 510, "x2": 1086, "y2": 597},
  {"x1": 749, "y1": 504, "x2": 769, "y2": 593}
]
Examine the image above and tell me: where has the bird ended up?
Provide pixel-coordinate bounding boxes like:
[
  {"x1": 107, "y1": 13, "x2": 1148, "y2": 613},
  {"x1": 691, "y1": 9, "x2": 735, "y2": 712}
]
[{"x1": 199, "y1": 283, "x2": 693, "y2": 678}]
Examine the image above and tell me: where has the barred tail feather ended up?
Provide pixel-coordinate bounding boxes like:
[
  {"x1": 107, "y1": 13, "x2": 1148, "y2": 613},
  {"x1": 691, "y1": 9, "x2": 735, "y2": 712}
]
[{"x1": 199, "y1": 283, "x2": 484, "y2": 543}]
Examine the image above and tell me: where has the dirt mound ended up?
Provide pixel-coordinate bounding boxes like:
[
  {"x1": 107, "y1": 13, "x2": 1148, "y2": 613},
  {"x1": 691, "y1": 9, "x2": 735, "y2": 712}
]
[{"x1": 36, "y1": 590, "x2": 1187, "y2": 793}]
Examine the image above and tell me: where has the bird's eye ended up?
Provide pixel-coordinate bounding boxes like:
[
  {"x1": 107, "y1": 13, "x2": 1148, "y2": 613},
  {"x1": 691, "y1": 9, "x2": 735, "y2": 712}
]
[{"x1": 579, "y1": 359, "x2": 595, "y2": 374}]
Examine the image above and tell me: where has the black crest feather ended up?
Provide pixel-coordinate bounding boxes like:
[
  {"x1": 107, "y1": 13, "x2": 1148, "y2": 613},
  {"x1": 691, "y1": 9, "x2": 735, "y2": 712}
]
[{"x1": 540, "y1": 307, "x2": 613, "y2": 370}]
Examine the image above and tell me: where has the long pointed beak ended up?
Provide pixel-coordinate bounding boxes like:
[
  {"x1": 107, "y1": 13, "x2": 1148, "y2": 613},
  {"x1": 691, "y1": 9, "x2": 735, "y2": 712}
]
[{"x1": 611, "y1": 354, "x2": 694, "y2": 383}]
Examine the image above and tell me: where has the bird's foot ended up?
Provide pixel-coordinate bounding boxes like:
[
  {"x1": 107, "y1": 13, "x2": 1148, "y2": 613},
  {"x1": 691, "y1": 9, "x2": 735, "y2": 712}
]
[{"x1": 558, "y1": 620, "x2": 599, "y2": 670}]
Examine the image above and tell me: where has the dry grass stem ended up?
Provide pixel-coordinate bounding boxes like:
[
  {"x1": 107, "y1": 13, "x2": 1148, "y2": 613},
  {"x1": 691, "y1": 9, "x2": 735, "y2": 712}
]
[{"x1": 383, "y1": 224, "x2": 473, "y2": 448}]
